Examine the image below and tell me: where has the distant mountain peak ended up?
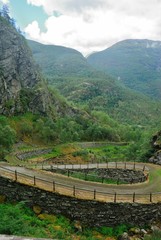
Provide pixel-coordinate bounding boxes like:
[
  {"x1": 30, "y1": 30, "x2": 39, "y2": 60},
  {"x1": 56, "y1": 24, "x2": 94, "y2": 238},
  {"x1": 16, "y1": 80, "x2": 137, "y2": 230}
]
[{"x1": 87, "y1": 39, "x2": 161, "y2": 99}]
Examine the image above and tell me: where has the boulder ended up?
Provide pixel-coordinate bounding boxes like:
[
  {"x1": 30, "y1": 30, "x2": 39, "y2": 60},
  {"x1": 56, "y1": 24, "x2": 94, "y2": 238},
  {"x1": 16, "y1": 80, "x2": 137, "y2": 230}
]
[{"x1": 117, "y1": 232, "x2": 130, "y2": 240}]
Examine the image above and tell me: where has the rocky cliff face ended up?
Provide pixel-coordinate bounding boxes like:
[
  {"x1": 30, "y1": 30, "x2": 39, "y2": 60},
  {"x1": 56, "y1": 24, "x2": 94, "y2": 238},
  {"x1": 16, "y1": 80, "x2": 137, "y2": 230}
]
[
  {"x1": 0, "y1": 17, "x2": 74, "y2": 117},
  {"x1": 149, "y1": 131, "x2": 161, "y2": 165}
]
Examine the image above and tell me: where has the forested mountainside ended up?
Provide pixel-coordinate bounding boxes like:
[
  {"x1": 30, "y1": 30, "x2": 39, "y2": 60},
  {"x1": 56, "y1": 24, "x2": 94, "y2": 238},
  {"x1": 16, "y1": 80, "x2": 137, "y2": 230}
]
[
  {"x1": 29, "y1": 39, "x2": 161, "y2": 126},
  {"x1": 0, "y1": 6, "x2": 161, "y2": 184},
  {"x1": 87, "y1": 39, "x2": 161, "y2": 99},
  {"x1": 1, "y1": 11, "x2": 161, "y2": 160},
  {"x1": 28, "y1": 40, "x2": 95, "y2": 78},
  {"x1": 0, "y1": 14, "x2": 134, "y2": 150},
  {"x1": 0, "y1": 16, "x2": 78, "y2": 117}
]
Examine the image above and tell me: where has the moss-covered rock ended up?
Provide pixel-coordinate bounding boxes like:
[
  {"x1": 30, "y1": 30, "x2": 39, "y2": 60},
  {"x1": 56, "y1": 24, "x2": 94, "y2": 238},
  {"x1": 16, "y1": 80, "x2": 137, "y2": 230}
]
[
  {"x1": 33, "y1": 205, "x2": 42, "y2": 214},
  {"x1": 0, "y1": 195, "x2": 6, "y2": 203}
]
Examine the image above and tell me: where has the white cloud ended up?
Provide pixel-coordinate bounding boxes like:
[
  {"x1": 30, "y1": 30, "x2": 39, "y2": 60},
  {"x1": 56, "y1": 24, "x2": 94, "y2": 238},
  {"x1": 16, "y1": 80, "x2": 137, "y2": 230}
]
[
  {"x1": 27, "y1": 0, "x2": 44, "y2": 7},
  {"x1": 25, "y1": 21, "x2": 40, "y2": 39},
  {"x1": 25, "y1": 0, "x2": 161, "y2": 55},
  {"x1": 27, "y1": 0, "x2": 106, "y2": 15},
  {"x1": 0, "y1": 0, "x2": 10, "y2": 4}
]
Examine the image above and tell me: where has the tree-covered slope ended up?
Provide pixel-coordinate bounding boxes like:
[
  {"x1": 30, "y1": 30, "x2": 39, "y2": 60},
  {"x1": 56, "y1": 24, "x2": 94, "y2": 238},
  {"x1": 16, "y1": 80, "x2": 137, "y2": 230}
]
[
  {"x1": 52, "y1": 76, "x2": 161, "y2": 126},
  {"x1": 0, "y1": 15, "x2": 131, "y2": 147},
  {"x1": 28, "y1": 40, "x2": 161, "y2": 126},
  {"x1": 87, "y1": 39, "x2": 161, "y2": 99},
  {"x1": 28, "y1": 40, "x2": 95, "y2": 78}
]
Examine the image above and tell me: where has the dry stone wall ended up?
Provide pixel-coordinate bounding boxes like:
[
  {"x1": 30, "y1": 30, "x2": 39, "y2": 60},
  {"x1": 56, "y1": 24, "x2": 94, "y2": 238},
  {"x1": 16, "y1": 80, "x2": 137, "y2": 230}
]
[{"x1": 51, "y1": 168, "x2": 147, "y2": 184}]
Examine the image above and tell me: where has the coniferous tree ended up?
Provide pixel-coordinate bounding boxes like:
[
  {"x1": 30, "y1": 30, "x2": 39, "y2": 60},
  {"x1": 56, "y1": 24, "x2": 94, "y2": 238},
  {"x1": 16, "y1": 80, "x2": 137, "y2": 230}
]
[{"x1": 1, "y1": 4, "x2": 10, "y2": 22}]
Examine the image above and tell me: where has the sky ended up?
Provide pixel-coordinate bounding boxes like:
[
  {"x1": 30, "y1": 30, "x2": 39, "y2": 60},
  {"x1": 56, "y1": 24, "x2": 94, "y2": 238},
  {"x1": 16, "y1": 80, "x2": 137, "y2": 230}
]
[{"x1": 1, "y1": 0, "x2": 161, "y2": 56}]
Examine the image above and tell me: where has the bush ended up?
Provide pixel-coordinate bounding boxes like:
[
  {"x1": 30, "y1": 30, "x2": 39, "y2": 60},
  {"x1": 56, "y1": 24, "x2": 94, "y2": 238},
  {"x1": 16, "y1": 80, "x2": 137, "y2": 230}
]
[
  {"x1": 144, "y1": 230, "x2": 161, "y2": 240},
  {"x1": 97, "y1": 224, "x2": 129, "y2": 237},
  {"x1": 72, "y1": 150, "x2": 89, "y2": 157}
]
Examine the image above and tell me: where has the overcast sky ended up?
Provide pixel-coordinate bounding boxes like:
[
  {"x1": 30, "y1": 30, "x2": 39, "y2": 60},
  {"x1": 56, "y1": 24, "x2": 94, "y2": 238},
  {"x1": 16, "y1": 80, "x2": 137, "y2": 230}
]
[{"x1": 1, "y1": 0, "x2": 161, "y2": 56}]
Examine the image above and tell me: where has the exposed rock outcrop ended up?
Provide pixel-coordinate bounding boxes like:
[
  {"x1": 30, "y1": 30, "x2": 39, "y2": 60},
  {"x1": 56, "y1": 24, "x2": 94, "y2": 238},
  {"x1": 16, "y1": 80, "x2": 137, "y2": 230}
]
[
  {"x1": 149, "y1": 131, "x2": 161, "y2": 164},
  {"x1": 0, "y1": 16, "x2": 78, "y2": 117},
  {"x1": 0, "y1": 17, "x2": 41, "y2": 114}
]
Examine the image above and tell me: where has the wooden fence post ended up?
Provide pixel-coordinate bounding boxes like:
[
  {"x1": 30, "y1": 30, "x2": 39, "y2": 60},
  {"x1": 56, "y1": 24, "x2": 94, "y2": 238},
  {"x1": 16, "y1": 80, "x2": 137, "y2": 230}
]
[
  {"x1": 34, "y1": 176, "x2": 36, "y2": 185},
  {"x1": 117, "y1": 178, "x2": 119, "y2": 185},
  {"x1": 115, "y1": 162, "x2": 117, "y2": 169},
  {"x1": 114, "y1": 192, "x2": 117, "y2": 203},
  {"x1": 53, "y1": 181, "x2": 55, "y2": 192},
  {"x1": 73, "y1": 185, "x2": 76, "y2": 197},
  {"x1": 150, "y1": 193, "x2": 152, "y2": 203},
  {"x1": 133, "y1": 161, "x2": 136, "y2": 170},
  {"x1": 106, "y1": 161, "x2": 108, "y2": 169},
  {"x1": 124, "y1": 162, "x2": 126, "y2": 169},
  {"x1": 94, "y1": 189, "x2": 96, "y2": 200},
  {"x1": 133, "y1": 192, "x2": 135, "y2": 202},
  {"x1": 15, "y1": 170, "x2": 17, "y2": 181}
]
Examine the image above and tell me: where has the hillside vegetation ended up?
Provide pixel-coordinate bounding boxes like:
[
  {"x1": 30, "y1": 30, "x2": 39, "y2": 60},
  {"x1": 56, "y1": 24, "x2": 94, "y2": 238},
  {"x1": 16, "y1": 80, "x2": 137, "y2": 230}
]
[
  {"x1": 0, "y1": 202, "x2": 131, "y2": 239},
  {"x1": 28, "y1": 40, "x2": 161, "y2": 126},
  {"x1": 1, "y1": 7, "x2": 161, "y2": 240},
  {"x1": 0, "y1": 11, "x2": 124, "y2": 150},
  {"x1": 0, "y1": 10, "x2": 159, "y2": 164},
  {"x1": 28, "y1": 40, "x2": 95, "y2": 78},
  {"x1": 50, "y1": 76, "x2": 161, "y2": 126},
  {"x1": 87, "y1": 39, "x2": 161, "y2": 99}
]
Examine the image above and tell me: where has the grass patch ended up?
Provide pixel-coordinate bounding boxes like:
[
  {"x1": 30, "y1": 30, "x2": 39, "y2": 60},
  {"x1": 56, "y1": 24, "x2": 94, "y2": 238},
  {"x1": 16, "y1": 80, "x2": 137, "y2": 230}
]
[
  {"x1": 144, "y1": 230, "x2": 161, "y2": 240},
  {"x1": 25, "y1": 147, "x2": 62, "y2": 161},
  {"x1": 0, "y1": 202, "x2": 132, "y2": 239},
  {"x1": 148, "y1": 168, "x2": 161, "y2": 192},
  {"x1": 85, "y1": 144, "x2": 129, "y2": 162},
  {"x1": 55, "y1": 169, "x2": 127, "y2": 185},
  {"x1": 42, "y1": 147, "x2": 62, "y2": 158},
  {"x1": 97, "y1": 224, "x2": 128, "y2": 237}
]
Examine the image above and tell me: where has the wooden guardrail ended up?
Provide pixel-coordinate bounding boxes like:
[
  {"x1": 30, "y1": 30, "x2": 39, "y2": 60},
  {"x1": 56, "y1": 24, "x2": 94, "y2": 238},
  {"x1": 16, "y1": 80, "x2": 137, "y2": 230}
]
[
  {"x1": 0, "y1": 164, "x2": 157, "y2": 204},
  {"x1": 48, "y1": 162, "x2": 148, "y2": 185}
]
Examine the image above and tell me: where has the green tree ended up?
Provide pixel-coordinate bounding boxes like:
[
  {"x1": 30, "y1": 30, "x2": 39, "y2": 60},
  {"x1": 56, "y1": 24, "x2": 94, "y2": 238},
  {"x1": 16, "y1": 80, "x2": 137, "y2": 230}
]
[
  {"x1": 33, "y1": 118, "x2": 58, "y2": 143},
  {"x1": 1, "y1": 4, "x2": 10, "y2": 22},
  {"x1": 0, "y1": 116, "x2": 16, "y2": 159},
  {"x1": 19, "y1": 121, "x2": 33, "y2": 139}
]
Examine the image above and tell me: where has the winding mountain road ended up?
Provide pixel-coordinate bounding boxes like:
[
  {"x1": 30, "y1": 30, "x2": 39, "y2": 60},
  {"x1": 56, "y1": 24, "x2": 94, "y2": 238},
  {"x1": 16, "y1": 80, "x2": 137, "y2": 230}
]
[{"x1": 0, "y1": 161, "x2": 161, "y2": 203}]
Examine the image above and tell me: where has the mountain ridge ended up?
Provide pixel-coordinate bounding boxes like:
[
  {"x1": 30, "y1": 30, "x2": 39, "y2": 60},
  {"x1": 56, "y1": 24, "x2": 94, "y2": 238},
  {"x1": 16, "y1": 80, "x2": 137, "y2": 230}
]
[
  {"x1": 87, "y1": 39, "x2": 161, "y2": 99},
  {"x1": 27, "y1": 39, "x2": 94, "y2": 79},
  {"x1": 28, "y1": 39, "x2": 161, "y2": 126}
]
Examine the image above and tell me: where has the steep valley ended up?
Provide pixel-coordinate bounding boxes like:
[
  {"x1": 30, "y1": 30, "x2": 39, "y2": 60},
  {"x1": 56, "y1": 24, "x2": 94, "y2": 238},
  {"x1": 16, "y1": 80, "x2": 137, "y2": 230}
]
[
  {"x1": 1, "y1": 10, "x2": 161, "y2": 240},
  {"x1": 28, "y1": 39, "x2": 161, "y2": 126}
]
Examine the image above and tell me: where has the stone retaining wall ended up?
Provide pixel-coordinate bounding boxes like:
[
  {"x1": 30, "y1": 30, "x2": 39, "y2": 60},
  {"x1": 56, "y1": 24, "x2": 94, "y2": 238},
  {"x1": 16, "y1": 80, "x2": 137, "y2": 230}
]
[
  {"x1": 95, "y1": 168, "x2": 146, "y2": 183},
  {"x1": 78, "y1": 142, "x2": 128, "y2": 148},
  {"x1": 0, "y1": 176, "x2": 161, "y2": 227},
  {"x1": 16, "y1": 149, "x2": 52, "y2": 160},
  {"x1": 50, "y1": 168, "x2": 147, "y2": 184}
]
